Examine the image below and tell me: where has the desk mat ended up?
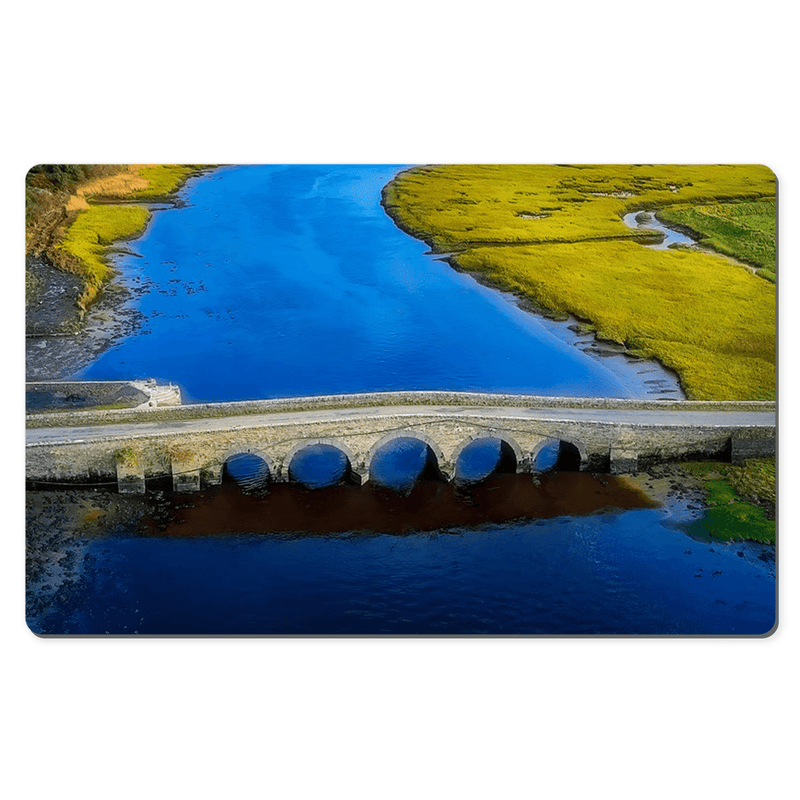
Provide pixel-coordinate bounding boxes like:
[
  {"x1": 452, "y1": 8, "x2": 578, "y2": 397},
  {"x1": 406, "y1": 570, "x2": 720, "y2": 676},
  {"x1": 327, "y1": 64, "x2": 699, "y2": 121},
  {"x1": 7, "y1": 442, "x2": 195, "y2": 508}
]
[{"x1": 25, "y1": 164, "x2": 776, "y2": 636}]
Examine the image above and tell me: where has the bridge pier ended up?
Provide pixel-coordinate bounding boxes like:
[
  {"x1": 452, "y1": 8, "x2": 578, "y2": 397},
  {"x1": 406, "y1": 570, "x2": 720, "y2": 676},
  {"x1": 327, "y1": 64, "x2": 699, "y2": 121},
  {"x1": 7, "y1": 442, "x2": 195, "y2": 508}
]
[
  {"x1": 170, "y1": 449, "x2": 204, "y2": 492},
  {"x1": 349, "y1": 468, "x2": 364, "y2": 486},
  {"x1": 609, "y1": 430, "x2": 639, "y2": 474},
  {"x1": 173, "y1": 469, "x2": 201, "y2": 493},
  {"x1": 201, "y1": 464, "x2": 223, "y2": 487},
  {"x1": 731, "y1": 431, "x2": 776, "y2": 464},
  {"x1": 609, "y1": 446, "x2": 638, "y2": 475},
  {"x1": 116, "y1": 460, "x2": 145, "y2": 494}
]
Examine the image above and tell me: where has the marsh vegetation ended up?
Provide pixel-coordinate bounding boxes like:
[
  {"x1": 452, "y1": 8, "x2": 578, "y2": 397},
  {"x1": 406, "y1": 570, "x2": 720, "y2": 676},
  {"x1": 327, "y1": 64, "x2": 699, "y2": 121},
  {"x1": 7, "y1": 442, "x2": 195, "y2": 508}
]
[
  {"x1": 657, "y1": 200, "x2": 776, "y2": 281},
  {"x1": 383, "y1": 164, "x2": 776, "y2": 402},
  {"x1": 26, "y1": 165, "x2": 200, "y2": 311}
]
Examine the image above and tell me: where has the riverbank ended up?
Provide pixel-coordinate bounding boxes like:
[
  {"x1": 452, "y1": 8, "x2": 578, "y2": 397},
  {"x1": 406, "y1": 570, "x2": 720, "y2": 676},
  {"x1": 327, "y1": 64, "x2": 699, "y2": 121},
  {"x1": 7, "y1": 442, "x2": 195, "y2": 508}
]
[
  {"x1": 26, "y1": 165, "x2": 206, "y2": 316},
  {"x1": 382, "y1": 165, "x2": 776, "y2": 402},
  {"x1": 26, "y1": 165, "x2": 209, "y2": 380}
]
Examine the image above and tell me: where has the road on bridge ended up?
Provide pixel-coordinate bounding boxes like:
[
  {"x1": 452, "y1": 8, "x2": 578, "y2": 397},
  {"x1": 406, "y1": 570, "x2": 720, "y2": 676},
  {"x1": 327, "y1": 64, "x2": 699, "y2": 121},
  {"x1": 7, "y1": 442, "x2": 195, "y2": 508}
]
[{"x1": 26, "y1": 404, "x2": 776, "y2": 447}]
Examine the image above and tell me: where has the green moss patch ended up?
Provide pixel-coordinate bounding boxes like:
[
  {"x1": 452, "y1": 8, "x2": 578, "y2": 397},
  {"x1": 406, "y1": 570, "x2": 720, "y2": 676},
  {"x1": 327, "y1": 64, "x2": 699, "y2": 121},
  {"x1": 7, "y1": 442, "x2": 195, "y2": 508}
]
[
  {"x1": 657, "y1": 200, "x2": 776, "y2": 279},
  {"x1": 682, "y1": 459, "x2": 775, "y2": 544}
]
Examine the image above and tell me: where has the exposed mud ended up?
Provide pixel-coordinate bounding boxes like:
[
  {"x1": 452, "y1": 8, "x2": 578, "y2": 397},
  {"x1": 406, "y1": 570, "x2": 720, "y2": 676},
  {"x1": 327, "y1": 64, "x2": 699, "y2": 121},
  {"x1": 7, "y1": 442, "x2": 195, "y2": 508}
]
[
  {"x1": 25, "y1": 254, "x2": 146, "y2": 380},
  {"x1": 25, "y1": 256, "x2": 84, "y2": 336},
  {"x1": 25, "y1": 489, "x2": 161, "y2": 629}
]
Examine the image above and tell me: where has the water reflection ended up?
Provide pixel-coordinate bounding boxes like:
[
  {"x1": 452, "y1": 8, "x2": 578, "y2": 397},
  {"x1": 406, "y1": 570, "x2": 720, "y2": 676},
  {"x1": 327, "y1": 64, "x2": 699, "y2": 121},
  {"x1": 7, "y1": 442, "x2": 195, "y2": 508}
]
[
  {"x1": 289, "y1": 444, "x2": 351, "y2": 488},
  {"x1": 454, "y1": 437, "x2": 517, "y2": 485},
  {"x1": 223, "y1": 453, "x2": 271, "y2": 493},
  {"x1": 368, "y1": 437, "x2": 441, "y2": 493},
  {"x1": 158, "y1": 471, "x2": 660, "y2": 536}
]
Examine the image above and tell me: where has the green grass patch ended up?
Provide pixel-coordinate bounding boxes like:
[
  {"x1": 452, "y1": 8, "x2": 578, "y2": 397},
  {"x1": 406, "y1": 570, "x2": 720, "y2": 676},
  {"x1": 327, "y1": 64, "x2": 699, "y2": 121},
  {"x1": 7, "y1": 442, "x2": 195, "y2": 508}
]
[
  {"x1": 132, "y1": 165, "x2": 200, "y2": 199},
  {"x1": 657, "y1": 200, "x2": 776, "y2": 279},
  {"x1": 57, "y1": 205, "x2": 150, "y2": 309},
  {"x1": 682, "y1": 459, "x2": 775, "y2": 544},
  {"x1": 384, "y1": 165, "x2": 776, "y2": 400},
  {"x1": 682, "y1": 459, "x2": 775, "y2": 504},
  {"x1": 691, "y1": 496, "x2": 775, "y2": 544}
]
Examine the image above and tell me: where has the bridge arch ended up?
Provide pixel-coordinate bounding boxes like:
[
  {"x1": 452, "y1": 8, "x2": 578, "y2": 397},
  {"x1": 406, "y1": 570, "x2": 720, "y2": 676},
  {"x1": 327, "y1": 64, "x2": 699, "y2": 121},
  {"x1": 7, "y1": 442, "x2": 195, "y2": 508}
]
[
  {"x1": 220, "y1": 447, "x2": 274, "y2": 490},
  {"x1": 531, "y1": 435, "x2": 588, "y2": 472},
  {"x1": 220, "y1": 446, "x2": 276, "y2": 476},
  {"x1": 451, "y1": 432, "x2": 524, "y2": 484},
  {"x1": 282, "y1": 438, "x2": 361, "y2": 485},
  {"x1": 365, "y1": 429, "x2": 447, "y2": 484}
]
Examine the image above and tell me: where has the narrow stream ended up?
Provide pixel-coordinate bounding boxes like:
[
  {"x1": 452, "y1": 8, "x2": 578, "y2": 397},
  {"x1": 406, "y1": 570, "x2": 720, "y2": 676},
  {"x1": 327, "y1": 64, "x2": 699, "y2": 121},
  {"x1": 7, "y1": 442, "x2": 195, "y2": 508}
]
[{"x1": 622, "y1": 210, "x2": 697, "y2": 249}]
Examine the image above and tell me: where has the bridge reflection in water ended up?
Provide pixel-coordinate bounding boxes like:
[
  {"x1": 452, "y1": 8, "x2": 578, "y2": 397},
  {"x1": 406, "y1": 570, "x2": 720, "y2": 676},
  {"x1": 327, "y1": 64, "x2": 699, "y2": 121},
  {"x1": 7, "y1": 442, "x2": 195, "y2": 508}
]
[{"x1": 153, "y1": 470, "x2": 662, "y2": 537}]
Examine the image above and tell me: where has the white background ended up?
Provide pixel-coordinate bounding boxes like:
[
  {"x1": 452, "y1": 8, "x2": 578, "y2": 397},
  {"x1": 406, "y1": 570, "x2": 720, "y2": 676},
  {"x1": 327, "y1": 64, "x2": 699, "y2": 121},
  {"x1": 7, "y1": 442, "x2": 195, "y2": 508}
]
[{"x1": 4, "y1": 2, "x2": 796, "y2": 798}]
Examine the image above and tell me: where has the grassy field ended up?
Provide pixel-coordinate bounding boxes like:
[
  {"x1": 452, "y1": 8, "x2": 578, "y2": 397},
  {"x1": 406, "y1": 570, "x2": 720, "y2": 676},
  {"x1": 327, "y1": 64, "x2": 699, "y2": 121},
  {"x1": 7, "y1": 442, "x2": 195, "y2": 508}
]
[
  {"x1": 384, "y1": 165, "x2": 776, "y2": 401},
  {"x1": 76, "y1": 165, "x2": 199, "y2": 201}
]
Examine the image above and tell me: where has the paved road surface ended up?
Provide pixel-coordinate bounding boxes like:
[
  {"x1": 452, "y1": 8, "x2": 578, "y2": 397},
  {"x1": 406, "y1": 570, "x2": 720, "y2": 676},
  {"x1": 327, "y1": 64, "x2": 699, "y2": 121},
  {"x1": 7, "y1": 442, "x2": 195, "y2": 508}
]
[{"x1": 27, "y1": 404, "x2": 776, "y2": 447}]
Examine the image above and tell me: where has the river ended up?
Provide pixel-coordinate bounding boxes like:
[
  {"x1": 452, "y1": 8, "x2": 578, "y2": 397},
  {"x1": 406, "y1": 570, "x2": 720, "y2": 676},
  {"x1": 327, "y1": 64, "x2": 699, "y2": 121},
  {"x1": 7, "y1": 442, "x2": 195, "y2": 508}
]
[{"x1": 26, "y1": 165, "x2": 776, "y2": 635}]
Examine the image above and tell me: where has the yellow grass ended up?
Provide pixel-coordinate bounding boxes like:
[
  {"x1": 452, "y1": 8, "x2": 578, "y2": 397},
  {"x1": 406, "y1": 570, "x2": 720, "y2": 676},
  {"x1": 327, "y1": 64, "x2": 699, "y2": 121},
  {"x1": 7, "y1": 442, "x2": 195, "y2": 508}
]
[
  {"x1": 458, "y1": 241, "x2": 774, "y2": 400},
  {"x1": 56, "y1": 165, "x2": 202, "y2": 310},
  {"x1": 57, "y1": 205, "x2": 151, "y2": 309},
  {"x1": 384, "y1": 165, "x2": 776, "y2": 400}
]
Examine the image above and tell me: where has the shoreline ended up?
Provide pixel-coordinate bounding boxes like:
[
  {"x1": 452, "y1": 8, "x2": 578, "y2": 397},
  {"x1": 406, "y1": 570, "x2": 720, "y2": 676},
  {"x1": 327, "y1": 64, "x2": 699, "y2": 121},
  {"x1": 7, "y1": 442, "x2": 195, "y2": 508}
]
[
  {"x1": 25, "y1": 167, "x2": 214, "y2": 380},
  {"x1": 437, "y1": 252, "x2": 688, "y2": 399},
  {"x1": 381, "y1": 166, "x2": 775, "y2": 402},
  {"x1": 380, "y1": 182, "x2": 687, "y2": 401}
]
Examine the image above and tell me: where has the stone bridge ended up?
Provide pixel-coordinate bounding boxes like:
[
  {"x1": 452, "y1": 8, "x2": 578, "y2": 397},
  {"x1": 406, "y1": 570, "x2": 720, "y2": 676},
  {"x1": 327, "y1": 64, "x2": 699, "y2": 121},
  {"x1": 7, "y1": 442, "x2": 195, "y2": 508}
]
[{"x1": 25, "y1": 391, "x2": 776, "y2": 493}]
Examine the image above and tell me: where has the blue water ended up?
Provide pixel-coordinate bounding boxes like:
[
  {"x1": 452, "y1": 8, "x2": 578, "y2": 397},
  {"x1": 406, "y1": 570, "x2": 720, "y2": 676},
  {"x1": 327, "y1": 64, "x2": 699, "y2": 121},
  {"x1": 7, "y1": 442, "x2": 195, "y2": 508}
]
[
  {"x1": 31, "y1": 165, "x2": 774, "y2": 636},
  {"x1": 78, "y1": 166, "x2": 678, "y2": 402},
  {"x1": 34, "y1": 509, "x2": 775, "y2": 635}
]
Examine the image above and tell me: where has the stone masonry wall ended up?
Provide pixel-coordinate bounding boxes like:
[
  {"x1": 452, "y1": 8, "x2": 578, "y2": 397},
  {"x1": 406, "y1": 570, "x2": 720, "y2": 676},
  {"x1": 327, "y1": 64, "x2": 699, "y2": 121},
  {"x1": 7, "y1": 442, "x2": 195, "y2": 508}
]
[{"x1": 26, "y1": 402, "x2": 776, "y2": 491}]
